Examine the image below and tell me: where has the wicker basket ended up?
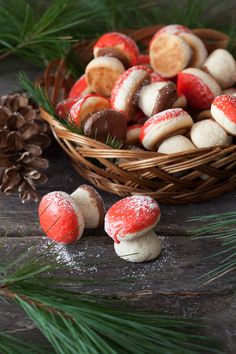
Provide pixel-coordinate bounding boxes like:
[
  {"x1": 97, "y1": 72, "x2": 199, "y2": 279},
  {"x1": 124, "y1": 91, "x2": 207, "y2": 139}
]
[{"x1": 40, "y1": 25, "x2": 236, "y2": 204}]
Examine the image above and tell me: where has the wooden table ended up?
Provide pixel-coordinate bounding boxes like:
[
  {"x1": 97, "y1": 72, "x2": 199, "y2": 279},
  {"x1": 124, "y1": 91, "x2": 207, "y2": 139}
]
[{"x1": 0, "y1": 60, "x2": 236, "y2": 353}]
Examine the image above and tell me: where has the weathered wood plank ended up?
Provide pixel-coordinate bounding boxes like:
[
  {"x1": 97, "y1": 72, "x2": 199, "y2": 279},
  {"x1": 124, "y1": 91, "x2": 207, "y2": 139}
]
[
  {"x1": 1, "y1": 143, "x2": 236, "y2": 237},
  {"x1": 0, "y1": 236, "x2": 235, "y2": 353}
]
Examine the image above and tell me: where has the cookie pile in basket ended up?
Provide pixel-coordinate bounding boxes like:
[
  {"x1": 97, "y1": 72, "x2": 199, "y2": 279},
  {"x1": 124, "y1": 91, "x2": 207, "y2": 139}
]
[{"x1": 56, "y1": 24, "x2": 236, "y2": 153}]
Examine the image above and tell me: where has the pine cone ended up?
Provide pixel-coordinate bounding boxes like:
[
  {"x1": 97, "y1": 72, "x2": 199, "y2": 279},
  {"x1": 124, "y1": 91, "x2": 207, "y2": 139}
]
[{"x1": 0, "y1": 93, "x2": 51, "y2": 202}]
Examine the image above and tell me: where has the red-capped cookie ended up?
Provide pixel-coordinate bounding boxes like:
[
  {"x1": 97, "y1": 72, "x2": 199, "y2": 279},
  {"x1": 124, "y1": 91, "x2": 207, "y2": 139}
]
[
  {"x1": 177, "y1": 68, "x2": 222, "y2": 110},
  {"x1": 140, "y1": 108, "x2": 193, "y2": 150},
  {"x1": 111, "y1": 65, "x2": 151, "y2": 121},
  {"x1": 85, "y1": 57, "x2": 125, "y2": 97},
  {"x1": 93, "y1": 32, "x2": 139, "y2": 68},
  {"x1": 55, "y1": 97, "x2": 79, "y2": 119},
  {"x1": 38, "y1": 191, "x2": 85, "y2": 244},
  {"x1": 155, "y1": 24, "x2": 191, "y2": 37},
  {"x1": 71, "y1": 184, "x2": 105, "y2": 229},
  {"x1": 149, "y1": 33, "x2": 192, "y2": 77},
  {"x1": 104, "y1": 195, "x2": 161, "y2": 243},
  {"x1": 138, "y1": 81, "x2": 177, "y2": 117},
  {"x1": 126, "y1": 124, "x2": 143, "y2": 144},
  {"x1": 68, "y1": 74, "x2": 92, "y2": 99},
  {"x1": 69, "y1": 94, "x2": 110, "y2": 127},
  {"x1": 211, "y1": 94, "x2": 236, "y2": 135}
]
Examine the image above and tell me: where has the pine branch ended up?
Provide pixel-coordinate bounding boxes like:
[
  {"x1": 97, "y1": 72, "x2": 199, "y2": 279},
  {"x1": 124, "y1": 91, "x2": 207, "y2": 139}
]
[
  {"x1": 0, "y1": 0, "x2": 236, "y2": 66},
  {"x1": 0, "y1": 0, "x2": 99, "y2": 66},
  {"x1": 0, "y1": 242, "x2": 223, "y2": 354},
  {"x1": 189, "y1": 212, "x2": 236, "y2": 284}
]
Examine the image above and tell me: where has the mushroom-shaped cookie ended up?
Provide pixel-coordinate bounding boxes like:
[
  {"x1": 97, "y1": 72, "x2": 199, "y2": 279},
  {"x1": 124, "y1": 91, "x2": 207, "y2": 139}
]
[
  {"x1": 38, "y1": 191, "x2": 85, "y2": 244},
  {"x1": 211, "y1": 94, "x2": 236, "y2": 136},
  {"x1": 68, "y1": 74, "x2": 92, "y2": 99},
  {"x1": 138, "y1": 81, "x2": 177, "y2": 117},
  {"x1": 190, "y1": 119, "x2": 232, "y2": 148},
  {"x1": 55, "y1": 97, "x2": 79, "y2": 120},
  {"x1": 69, "y1": 94, "x2": 110, "y2": 127},
  {"x1": 39, "y1": 185, "x2": 105, "y2": 243},
  {"x1": 140, "y1": 108, "x2": 193, "y2": 150},
  {"x1": 93, "y1": 32, "x2": 139, "y2": 68},
  {"x1": 178, "y1": 33, "x2": 207, "y2": 68},
  {"x1": 111, "y1": 65, "x2": 151, "y2": 121},
  {"x1": 177, "y1": 68, "x2": 222, "y2": 110},
  {"x1": 83, "y1": 109, "x2": 127, "y2": 144},
  {"x1": 149, "y1": 33, "x2": 192, "y2": 78},
  {"x1": 71, "y1": 185, "x2": 105, "y2": 229},
  {"x1": 158, "y1": 135, "x2": 196, "y2": 154},
  {"x1": 105, "y1": 195, "x2": 161, "y2": 262},
  {"x1": 203, "y1": 49, "x2": 236, "y2": 89},
  {"x1": 126, "y1": 124, "x2": 142, "y2": 144},
  {"x1": 85, "y1": 57, "x2": 125, "y2": 97}
]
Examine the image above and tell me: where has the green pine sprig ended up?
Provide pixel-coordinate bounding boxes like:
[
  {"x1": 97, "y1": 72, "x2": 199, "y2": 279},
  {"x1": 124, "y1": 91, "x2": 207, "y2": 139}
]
[
  {"x1": 0, "y1": 0, "x2": 100, "y2": 66},
  {"x1": 0, "y1": 242, "x2": 223, "y2": 354},
  {"x1": 1, "y1": 0, "x2": 236, "y2": 66},
  {"x1": 189, "y1": 212, "x2": 236, "y2": 284}
]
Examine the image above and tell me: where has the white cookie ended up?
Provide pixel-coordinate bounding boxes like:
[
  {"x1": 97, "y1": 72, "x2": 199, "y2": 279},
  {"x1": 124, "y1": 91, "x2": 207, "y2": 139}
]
[
  {"x1": 114, "y1": 231, "x2": 161, "y2": 263},
  {"x1": 190, "y1": 119, "x2": 232, "y2": 148},
  {"x1": 158, "y1": 135, "x2": 196, "y2": 154}
]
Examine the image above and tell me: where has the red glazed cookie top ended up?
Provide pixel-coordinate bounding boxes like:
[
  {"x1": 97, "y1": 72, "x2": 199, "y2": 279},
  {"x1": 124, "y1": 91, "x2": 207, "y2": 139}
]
[
  {"x1": 140, "y1": 108, "x2": 186, "y2": 141},
  {"x1": 105, "y1": 195, "x2": 161, "y2": 243},
  {"x1": 212, "y1": 94, "x2": 236, "y2": 123},
  {"x1": 68, "y1": 75, "x2": 90, "y2": 99},
  {"x1": 177, "y1": 71, "x2": 215, "y2": 110},
  {"x1": 55, "y1": 97, "x2": 79, "y2": 119},
  {"x1": 94, "y1": 32, "x2": 139, "y2": 67},
  {"x1": 38, "y1": 192, "x2": 82, "y2": 244}
]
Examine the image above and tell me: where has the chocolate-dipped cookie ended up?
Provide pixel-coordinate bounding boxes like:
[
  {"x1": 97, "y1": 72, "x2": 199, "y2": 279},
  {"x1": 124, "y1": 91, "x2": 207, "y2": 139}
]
[
  {"x1": 83, "y1": 109, "x2": 127, "y2": 144},
  {"x1": 138, "y1": 81, "x2": 177, "y2": 117}
]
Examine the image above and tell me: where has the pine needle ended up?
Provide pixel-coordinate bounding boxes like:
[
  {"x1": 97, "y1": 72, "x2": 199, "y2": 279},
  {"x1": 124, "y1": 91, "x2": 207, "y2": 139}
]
[
  {"x1": 189, "y1": 212, "x2": 236, "y2": 284},
  {"x1": 18, "y1": 71, "x2": 83, "y2": 135},
  {"x1": 0, "y1": 242, "x2": 223, "y2": 354},
  {"x1": 0, "y1": 332, "x2": 44, "y2": 354}
]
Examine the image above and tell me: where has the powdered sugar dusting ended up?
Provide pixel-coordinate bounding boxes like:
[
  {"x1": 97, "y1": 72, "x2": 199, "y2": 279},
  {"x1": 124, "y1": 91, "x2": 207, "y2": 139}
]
[
  {"x1": 156, "y1": 24, "x2": 191, "y2": 37},
  {"x1": 105, "y1": 195, "x2": 160, "y2": 242},
  {"x1": 212, "y1": 94, "x2": 236, "y2": 124},
  {"x1": 43, "y1": 192, "x2": 76, "y2": 214}
]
